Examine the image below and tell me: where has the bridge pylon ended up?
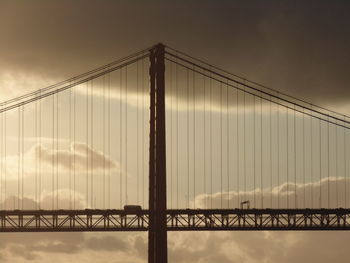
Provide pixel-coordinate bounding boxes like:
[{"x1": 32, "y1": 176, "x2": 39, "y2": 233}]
[{"x1": 148, "y1": 43, "x2": 167, "y2": 263}]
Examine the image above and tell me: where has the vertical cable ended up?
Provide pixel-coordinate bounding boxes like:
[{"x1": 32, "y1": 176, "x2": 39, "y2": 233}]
[
  {"x1": 226, "y1": 81, "x2": 229, "y2": 208},
  {"x1": 270, "y1": 96, "x2": 273, "y2": 208},
  {"x1": 327, "y1": 119, "x2": 330, "y2": 208},
  {"x1": 69, "y1": 87, "x2": 72, "y2": 209},
  {"x1": 186, "y1": 69, "x2": 189, "y2": 208},
  {"x1": 4, "y1": 112, "x2": 6, "y2": 210},
  {"x1": 22, "y1": 106, "x2": 24, "y2": 209},
  {"x1": 253, "y1": 96, "x2": 256, "y2": 207},
  {"x1": 73, "y1": 86, "x2": 76, "y2": 209},
  {"x1": 209, "y1": 70, "x2": 213, "y2": 208},
  {"x1": 319, "y1": 118, "x2": 322, "y2": 208},
  {"x1": 220, "y1": 82, "x2": 223, "y2": 208},
  {"x1": 260, "y1": 94, "x2": 263, "y2": 208},
  {"x1": 335, "y1": 121, "x2": 338, "y2": 207},
  {"x1": 91, "y1": 79, "x2": 94, "y2": 208},
  {"x1": 119, "y1": 69, "x2": 122, "y2": 208},
  {"x1": 103, "y1": 74, "x2": 106, "y2": 209},
  {"x1": 311, "y1": 113, "x2": 314, "y2": 208},
  {"x1": 18, "y1": 107, "x2": 20, "y2": 209},
  {"x1": 243, "y1": 88, "x2": 246, "y2": 204},
  {"x1": 277, "y1": 99, "x2": 280, "y2": 208},
  {"x1": 136, "y1": 61, "x2": 139, "y2": 205},
  {"x1": 294, "y1": 107, "x2": 297, "y2": 208},
  {"x1": 35, "y1": 99, "x2": 38, "y2": 208},
  {"x1": 176, "y1": 59, "x2": 179, "y2": 208},
  {"x1": 86, "y1": 81, "x2": 89, "y2": 208},
  {"x1": 193, "y1": 68, "x2": 196, "y2": 208},
  {"x1": 169, "y1": 61, "x2": 173, "y2": 208},
  {"x1": 302, "y1": 109, "x2": 306, "y2": 208},
  {"x1": 56, "y1": 92, "x2": 59, "y2": 209},
  {"x1": 52, "y1": 94, "x2": 54, "y2": 210},
  {"x1": 203, "y1": 71, "x2": 206, "y2": 208},
  {"x1": 39, "y1": 91, "x2": 42, "y2": 209},
  {"x1": 287, "y1": 107, "x2": 289, "y2": 209},
  {"x1": 0, "y1": 111, "x2": 2, "y2": 209},
  {"x1": 236, "y1": 88, "x2": 239, "y2": 208},
  {"x1": 142, "y1": 59, "x2": 145, "y2": 208},
  {"x1": 125, "y1": 66, "x2": 128, "y2": 205},
  {"x1": 108, "y1": 70, "x2": 111, "y2": 209},
  {"x1": 344, "y1": 116, "x2": 347, "y2": 208}
]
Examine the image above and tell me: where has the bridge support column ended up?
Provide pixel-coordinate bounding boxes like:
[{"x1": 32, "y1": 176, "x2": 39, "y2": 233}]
[{"x1": 148, "y1": 43, "x2": 167, "y2": 263}]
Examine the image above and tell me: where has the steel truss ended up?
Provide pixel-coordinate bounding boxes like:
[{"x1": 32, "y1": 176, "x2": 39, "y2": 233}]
[{"x1": 1, "y1": 209, "x2": 350, "y2": 232}]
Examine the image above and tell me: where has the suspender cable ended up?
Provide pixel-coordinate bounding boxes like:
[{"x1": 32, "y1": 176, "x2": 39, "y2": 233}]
[
  {"x1": 327, "y1": 119, "x2": 330, "y2": 208},
  {"x1": 22, "y1": 106, "x2": 24, "y2": 209},
  {"x1": 209, "y1": 70, "x2": 213, "y2": 208},
  {"x1": 220, "y1": 82, "x2": 223, "y2": 208},
  {"x1": 270, "y1": 96, "x2": 273, "y2": 208},
  {"x1": 103, "y1": 74, "x2": 106, "y2": 209},
  {"x1": 91, "y1": 79, "x2": 94, "y2": 208},
  {"x1": 142, "y1": 59, "x2": 145, "y2": 208},
  {"x1": 187, "y1": 68, "x2": 190, "y2": 208},
  {"x1": 18, "y1": 107, "x2": 20, "y2": 209},
  {"x1": 73, "y1": 85, "x2": 76, "y2": 209},
  {"x1": 56, "y1": 93, "x2": 59, "y2": 209},
  {"x1": 0, "y1": 111, "x2": 2, "y2": 209},
  {"x1": 193, "y1": 68, "x2": 196, "y2": 208},
  {"x1": 108, "y1": 69, "x2": 111, "y2": 209},
  {"x1": 125, "y1": 66, "x2": 128, "y2": 205},
  {"x1": 335, "y1": 121, "x2": 338, "y2": 207},
  {"x1": 260, "y1": 94, "x2": 263, "y2": 208},
  {"x1": 35, "y1": 99, "x2": 37, "y2": 208},
  {"x1": 226, "y1": 81, "x2": 229, "y2": 208},
  {"x1": 236, "y1": 88, "x2": 239, "y2": 208},
  {"x1": 176, "y1": 58, "x2": 179, "y2": 208},
  {"x1": 302, "y1": 108, "x2": 306, "y2": 208},
  {"x1": 39, "y1": 91, "x2": 42, "y2": 209},
  {"x1": 120, "y1": 69, "x2": 123, "y2": 209},
  {"x1": 203, "y1": 70, "x2": 206, "y2": 208},
  {"x1": 319, "y1": 118, "x2": 322, "y2": 208},
  {"x1": 169, "y1": 61, "x2": 173, "y2": 208},
  {"x1": 253, "y1": 96, "x2": 256, "y2": 207},
  {"x1": 4, "y1": 112, "x2": 6, "y2": 209},
  {"x1": 52, "y1": 94, "x2": 55, "y2": 210},
  {"x1": 136, "y1": 61, "x2": 139, "y2": 205},
  {"x1": 294, "y1": 107, "x2": 297, "y2": 208},
  {"x1": 311, "y1": 113, "x2": 314, "y2": 208},
  {"x1": 277, "y1": 99, "x2": 280, "y2": 208},
  {"x1": 287, "y1": 107, "x2": 289, "y2": 209},
  {"x1": 243, "y1": 87, "x2": 246, "y2": 204},
  {"x1": 69, "y1": 87, "x2": 72, "y2": 209},
  {"x1": 86, "y1": 81, "x2": 89, "y2": 208},
  {"x1": 345, "y1": 116, "x2": 347, "y2": 208}
]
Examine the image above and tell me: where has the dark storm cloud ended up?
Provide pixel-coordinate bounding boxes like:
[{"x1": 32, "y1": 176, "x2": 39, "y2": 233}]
[{"x1": 0, "y1": 0, "x2": 349, "y2": 111}]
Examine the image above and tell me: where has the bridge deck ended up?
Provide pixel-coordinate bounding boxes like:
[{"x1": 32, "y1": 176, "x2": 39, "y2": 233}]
[{"x1": 1, "y1": 209, "x2": 350, "y2": 232}]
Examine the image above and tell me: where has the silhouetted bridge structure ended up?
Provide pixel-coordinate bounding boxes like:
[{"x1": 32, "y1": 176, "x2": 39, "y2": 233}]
[
  {"x1": 2, "y1": 209, "x2": 350, "y2": 232},
  {"x1": 1, "y1": 43, "x2": 350, "y2": 262}
]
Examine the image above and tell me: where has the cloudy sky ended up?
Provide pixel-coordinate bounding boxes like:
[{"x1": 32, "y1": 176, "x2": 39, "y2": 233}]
[{"x1": 1, "y1": 0, "x2": 350, "y2": 262}]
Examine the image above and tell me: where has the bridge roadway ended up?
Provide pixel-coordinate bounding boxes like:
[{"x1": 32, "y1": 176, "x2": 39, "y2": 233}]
[{"x1": 1, "y1": 209, "x2": 350, "y2": 232}]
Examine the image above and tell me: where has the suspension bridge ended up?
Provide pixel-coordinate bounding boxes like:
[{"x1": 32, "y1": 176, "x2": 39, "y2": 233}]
[{"x1": 1, "y1": 43, "x2": 350, "y2": 262}]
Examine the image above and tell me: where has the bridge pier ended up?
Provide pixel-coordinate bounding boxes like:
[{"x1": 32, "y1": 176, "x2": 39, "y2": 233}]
[{"x1": 148, "y1": 43, "x2": 168, "y2": 263}]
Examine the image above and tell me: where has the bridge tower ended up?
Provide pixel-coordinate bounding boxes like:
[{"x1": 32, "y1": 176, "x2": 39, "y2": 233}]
[{"x1": 148, "y1": 43, "x2": 168, "y2": 263}]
